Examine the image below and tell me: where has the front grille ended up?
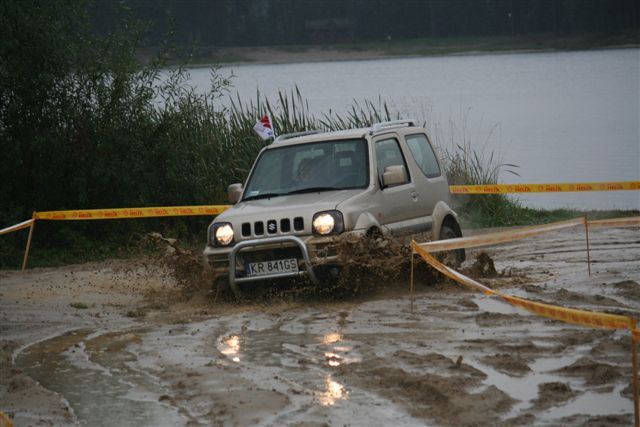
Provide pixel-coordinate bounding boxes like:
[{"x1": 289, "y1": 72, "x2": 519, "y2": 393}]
[
  {"x1": 254, "y1": 221, "x2": 264, "y2": 235},
  {"x1": 240, "y1": 217, "x2": 304, "y2": 238}
]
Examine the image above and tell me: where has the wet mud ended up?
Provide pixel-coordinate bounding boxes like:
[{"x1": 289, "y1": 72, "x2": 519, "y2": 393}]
[{"x1": 1, "y1": 226, "x2": 638, "y2": 425}]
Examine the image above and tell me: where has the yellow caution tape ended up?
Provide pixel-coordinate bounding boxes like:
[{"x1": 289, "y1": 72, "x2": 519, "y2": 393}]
[
  {"x1": 0, "y1": 411, "x2": 13, "y2": 427},
  {"x1": 419, "y1": 216, "x2": 639, "y2": 253},
  {"x1": 449, "y1": 181, "x2": 640, "y2": 194},
  {"x1": 411, "y1": 241, "x2": 637, "y2": 332},
  {"x1": 419, "y1": 217, "x2": 584, "y2": 253},
  {"x1": 587, "y1": 216, "x2": 640, "y2": 229},
  {"x1": 499, "y1": 293, "x2": 635, "y2": 330},
  {"x1": 0, "y1": 218, "x2": 35, "y2": 235},
  {"x1": 34, "y1": 205, "x2": 230, "y2": 220}
]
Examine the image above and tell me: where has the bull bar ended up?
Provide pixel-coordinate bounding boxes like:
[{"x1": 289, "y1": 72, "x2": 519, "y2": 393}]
[{"x1": 228, "y1": 235, "x2": 320, "y2": 295}]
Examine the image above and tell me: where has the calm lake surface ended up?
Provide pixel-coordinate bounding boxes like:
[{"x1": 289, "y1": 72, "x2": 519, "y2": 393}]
[{"x1": 188, "y1": 48, "x2": 639, "y2": 210}]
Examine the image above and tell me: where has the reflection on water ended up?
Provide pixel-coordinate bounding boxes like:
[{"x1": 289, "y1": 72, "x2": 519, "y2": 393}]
[
  {"x1": 220, "y1": 335, "x2": 241, "y2": 363},
  {"x1": 321, "y1": 332, "x2": 343, "y2": 344},
  {"x1": 325, "y1": 352, "x2": 342, "y2": 367},
  {"x1": 319, "y1": 377, "x2": 348, "y2": 406},
  {"x1": 323, "y1": 333, "x2": 344, "y2": 366},
  {"x1": 320, "y1": 332, "x2": 361, "y2": 368}
]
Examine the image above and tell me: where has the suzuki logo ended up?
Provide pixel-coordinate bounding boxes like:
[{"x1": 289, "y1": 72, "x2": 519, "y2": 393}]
[{"x1": 267, "y1": 220, "x2": 277, "y2": 233}]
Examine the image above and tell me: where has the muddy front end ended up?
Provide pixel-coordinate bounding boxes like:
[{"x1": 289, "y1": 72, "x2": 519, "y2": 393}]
[{"x1": 204, "y1": 223, "x2": 344, "y2": 297}]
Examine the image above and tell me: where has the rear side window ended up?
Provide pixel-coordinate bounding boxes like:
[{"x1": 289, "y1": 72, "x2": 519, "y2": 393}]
[
  {"x1": 375, "y1": 138, "x2": 410, "y2": 185},
  {"x1": 406, "y1": 133, "x2": 441, "y2": 178}
]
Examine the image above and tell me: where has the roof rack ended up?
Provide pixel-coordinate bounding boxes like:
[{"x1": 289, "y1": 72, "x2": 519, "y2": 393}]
[
  {"x1": 370, "y1": 119, "x2": 417, "y2": 134},
  {"x1": 273, "y1": 130, "x2": 322, "y2": 143}
]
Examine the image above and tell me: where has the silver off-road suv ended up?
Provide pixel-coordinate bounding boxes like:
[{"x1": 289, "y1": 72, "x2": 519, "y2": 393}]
[{"x1": 204, "y1": 120, "x2": 463, "y2": 296}]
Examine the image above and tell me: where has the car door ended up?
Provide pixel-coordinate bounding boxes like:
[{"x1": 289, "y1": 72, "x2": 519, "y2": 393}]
[
  {"x1": 372, "y1": 135, "x2": 419, "y2": 227},
  {"x1": 403, "y1": 132, "x2": 449, "y2": 216}
]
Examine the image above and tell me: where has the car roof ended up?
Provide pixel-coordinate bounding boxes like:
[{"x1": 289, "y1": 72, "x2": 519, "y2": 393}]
[
  {"x1": 269, "y1": 128, "x2": 370, "y2": 147},
  {"x1": 268, "y1": 120, "x2": 423, "y2": 148}
]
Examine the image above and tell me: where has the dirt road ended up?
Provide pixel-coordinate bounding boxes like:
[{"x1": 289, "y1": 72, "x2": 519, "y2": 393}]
[{"x1": 1, "y1": 225, "x2": 638, "y2": 426}]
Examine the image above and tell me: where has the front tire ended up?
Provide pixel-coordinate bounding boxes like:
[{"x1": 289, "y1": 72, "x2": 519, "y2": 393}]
[
  {"x1": 439, "y1": 224, "x2": 465, "y2": 267},
  {"x1": 213, "y1": 275, "x2": 241, "y2": 302}
]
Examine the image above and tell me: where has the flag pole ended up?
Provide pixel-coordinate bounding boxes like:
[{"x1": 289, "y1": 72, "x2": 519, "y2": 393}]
[{"x1": 268, "y1": 112, "x2": 277, "y2": 139}]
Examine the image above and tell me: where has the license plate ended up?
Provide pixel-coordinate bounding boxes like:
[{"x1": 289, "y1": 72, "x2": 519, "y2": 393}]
[{"x1": 246, "y1": 258, "x2": 299, "y2": 277}]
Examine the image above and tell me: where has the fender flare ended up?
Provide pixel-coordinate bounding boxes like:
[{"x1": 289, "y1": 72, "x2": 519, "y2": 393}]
[
  {"x1": 354, "y1": 212, "x2": 382, "y2": 234},
  {"x1": 431, "y1": 201, "x2": 461, "y2": 240}
]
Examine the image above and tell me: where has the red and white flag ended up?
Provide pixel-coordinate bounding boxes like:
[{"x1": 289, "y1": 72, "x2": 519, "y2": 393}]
[{"x1": 253, "y1": 114, "x2": 275, "y2": 140}]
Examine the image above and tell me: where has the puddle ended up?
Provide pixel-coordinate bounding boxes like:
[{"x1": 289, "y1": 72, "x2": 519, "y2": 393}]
[
  {"x1": 16, "y1": 329, "x2": 185, "y2": 426},
  {"x1": 202, "y1": 313, "x2": 429, "y2": 425},
  {"x1": 215, "y1": 323, "x2": 363, "y2": 370},
  {"x1": 542, "y1": 384, "x2": 631, "y2": 419},
  {"x1": 473, "y1": 352, "x2": 583, "y2": 417}
]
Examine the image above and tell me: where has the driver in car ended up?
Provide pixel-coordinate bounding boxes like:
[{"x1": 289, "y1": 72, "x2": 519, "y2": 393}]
[{"x1": 296, "y1": 157, "x2": 325, "y2": 187}]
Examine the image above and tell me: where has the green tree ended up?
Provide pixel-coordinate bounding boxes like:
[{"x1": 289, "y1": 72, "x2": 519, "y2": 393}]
[{"x1": 0, "y1": 0, "x2": 235, "y2": 266}]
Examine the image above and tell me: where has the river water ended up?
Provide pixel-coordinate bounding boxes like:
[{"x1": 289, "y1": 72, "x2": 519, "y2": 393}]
[{"x1": 187, "y1": 48, "x2": 639, "y2": 210}]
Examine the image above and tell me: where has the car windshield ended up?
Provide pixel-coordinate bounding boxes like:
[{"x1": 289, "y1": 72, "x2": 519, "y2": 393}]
[{"x1": 243, "y1": 139, "x2": 368, "y2": 201}]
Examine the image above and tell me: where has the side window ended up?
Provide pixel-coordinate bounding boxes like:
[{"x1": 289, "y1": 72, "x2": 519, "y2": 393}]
[
  {"x1": 406, "y1": 133, "x2": 441, "y2": 178},
  {"x1": 375, "y1": 138, "x2": 410, "y2": 186}
]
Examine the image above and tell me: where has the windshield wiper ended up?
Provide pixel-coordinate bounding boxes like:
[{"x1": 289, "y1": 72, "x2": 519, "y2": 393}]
[
  {"x1": 242, "y1": 192, "x2": 282, "y2": 201},
  {"x1": 286, "y1": 187, "x2": 340, "y2": 195}
]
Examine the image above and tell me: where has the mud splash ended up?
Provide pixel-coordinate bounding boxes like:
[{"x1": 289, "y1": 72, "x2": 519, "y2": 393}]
[
  {"x1": 149, "y1": 231, "x2": 449, "y2": 303},
  {"x1": 467, "y1": 252, "x2": 498, "y2": 277},
  {"x1": 148, "y1": 233, "x2": 212, "y2": 296}
]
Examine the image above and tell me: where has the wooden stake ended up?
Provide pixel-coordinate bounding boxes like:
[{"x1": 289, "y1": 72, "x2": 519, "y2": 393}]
[
  {"x1": 584, "y1": 215, "x2": 591, "y2": 276},
  {"x1": 633, "y1": 333, "x2": 639, "y2": 427},
  {"x1": 21, "y1": 212, "x2": 36, "y2": 271},
  {"x1": 410, "y1": 248, "x2": 415, "y2": 313}
]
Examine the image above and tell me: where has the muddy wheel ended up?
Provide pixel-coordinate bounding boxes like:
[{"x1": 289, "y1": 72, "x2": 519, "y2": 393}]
[
  {"x1": 213, "y1": 275, "x2": 241, "y2": 302},
  {"x1": 439, "y1": 224, "x2": 465, "y2": 268},
  {"x1": 366, "y1": 227, "x2": 382, "y2": 239}
]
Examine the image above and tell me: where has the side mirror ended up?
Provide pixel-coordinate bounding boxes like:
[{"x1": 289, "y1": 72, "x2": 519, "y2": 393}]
[
  {"x1": 382, "y1": 165, "x2": 407, "y2": 187},
  {"x1": 228, "y1": 183, "x2": 243, "y2": 204}
]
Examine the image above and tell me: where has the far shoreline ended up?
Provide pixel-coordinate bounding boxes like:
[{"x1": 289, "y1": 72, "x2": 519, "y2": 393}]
[
  {"x1": 209, "y1": 44, "x2": 640, "y2": 69},
  {"x1": 145, "y1": 32, "x2": 640, "y2": 68}
]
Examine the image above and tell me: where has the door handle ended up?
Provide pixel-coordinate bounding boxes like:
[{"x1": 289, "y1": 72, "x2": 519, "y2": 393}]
[{"x1": 410, "y1": 191, "x2": 419, "y2": 201}]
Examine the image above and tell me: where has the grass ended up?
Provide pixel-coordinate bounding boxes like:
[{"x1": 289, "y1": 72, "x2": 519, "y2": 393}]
[{"x1": 458, "y1": 204, "x2": 639, "y2": 229}]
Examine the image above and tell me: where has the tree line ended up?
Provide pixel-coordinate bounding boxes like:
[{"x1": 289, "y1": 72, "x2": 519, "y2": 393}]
[{"x1": 91, "y1": 0, "x2": 639, "y2": 48}]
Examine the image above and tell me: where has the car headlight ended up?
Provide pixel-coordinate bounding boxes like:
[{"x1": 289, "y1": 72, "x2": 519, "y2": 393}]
[
  {"x1": 312, "y1": 211, "x2": 344, "y2": 236},
  {"x1": 213, "y1": 223, "x2": 234, "y2": 246}
]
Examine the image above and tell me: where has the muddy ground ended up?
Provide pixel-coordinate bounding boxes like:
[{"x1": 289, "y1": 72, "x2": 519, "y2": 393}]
[{"x1": 1, "y1": 225, "x2": 638, "y2": 426}]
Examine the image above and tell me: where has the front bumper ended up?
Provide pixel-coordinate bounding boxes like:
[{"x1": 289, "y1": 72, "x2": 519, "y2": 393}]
[
  {"x1": 203, "y1": 233, "x2": 353, "y2": 294},
  {"x1": 230, "y1": 236, "x2": 319, "y2": 290}
]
